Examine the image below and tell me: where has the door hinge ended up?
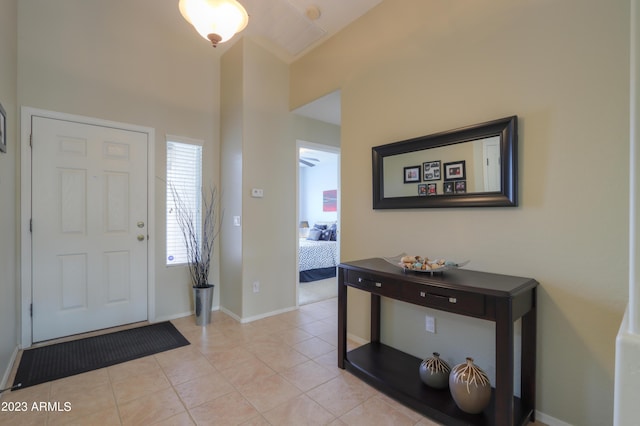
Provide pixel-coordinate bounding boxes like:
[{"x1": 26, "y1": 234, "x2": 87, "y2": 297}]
[
  {"x1": 30, "y1": 134, "x2": 32, "y2": 148},
  {"x1": 30, "y1": 303, "x2": 33, "y2": 317},
  {"x1": 29, "y1": 219, "x2": 32, "y2": 233}
]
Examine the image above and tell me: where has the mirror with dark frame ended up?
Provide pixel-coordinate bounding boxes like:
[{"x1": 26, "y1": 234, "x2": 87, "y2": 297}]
[{"x1": 372, "y1": 116, "x2": 518, "y2": 208}]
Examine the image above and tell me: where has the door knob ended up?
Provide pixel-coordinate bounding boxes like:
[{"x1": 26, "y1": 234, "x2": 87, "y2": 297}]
[
  {"x1": 137, "y1": 221, "x2": 145, "y2": 228},
  {"x1": 137, "y1": 234, "x2": 145, "y2": 241}
]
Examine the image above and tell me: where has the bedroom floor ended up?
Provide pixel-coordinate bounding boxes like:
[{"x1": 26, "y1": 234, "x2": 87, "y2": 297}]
[{"x1": 299, "y1": 277, "x2": 338, "y2": 305}]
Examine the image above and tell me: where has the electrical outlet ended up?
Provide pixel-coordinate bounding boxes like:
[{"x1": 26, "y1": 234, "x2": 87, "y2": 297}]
[
  {"x1": 425, "y1": 315, "x2": 436, "y2": 333},
  {"x1": 253, "y1": 281, "x2": 260, "y2": 293},
  {"x1": 251, "y1": 188, "x2": 264, "y2": 198}
]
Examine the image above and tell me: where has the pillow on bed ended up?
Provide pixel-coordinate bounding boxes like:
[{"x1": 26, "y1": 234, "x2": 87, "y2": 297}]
[
  {"x1": 328, "y1": 223, "x2": 337, "y2": 241},
  {"x1": 312, "y1": 224, "x2": 327, "y2": 230},
  {"x1": 320, "y1": 229, "x2": 332, "y2": 241},
  {"x1": 307, "y1": 229, "x2": 322, "y2": 241}
]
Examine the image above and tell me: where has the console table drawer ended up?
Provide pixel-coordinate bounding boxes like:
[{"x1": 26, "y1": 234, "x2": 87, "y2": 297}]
[
  {"x1": 402, "y1": 282, "x2": 485, "y2": 316},
  {"x1": 346, "y1": 270, "x2": 401, "y2": 298}
]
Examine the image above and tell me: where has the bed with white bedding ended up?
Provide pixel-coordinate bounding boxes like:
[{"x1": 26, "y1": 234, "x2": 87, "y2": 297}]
[{"x1": 298, "y1": 239, "x2": 339, "y2": 282}]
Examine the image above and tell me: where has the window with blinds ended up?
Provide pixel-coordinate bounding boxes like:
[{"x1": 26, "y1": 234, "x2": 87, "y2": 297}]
[{"x1": 166, "y1": 139, "x2": 203, "y2": 265}]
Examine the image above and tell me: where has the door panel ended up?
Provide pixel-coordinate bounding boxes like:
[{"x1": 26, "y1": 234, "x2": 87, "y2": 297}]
[
  {"x1": 483, "y1": 137, "x2": 501, "y2": 192},
  {"x1": 32, "y1": 116, "x2": 148, "y2": 342}
]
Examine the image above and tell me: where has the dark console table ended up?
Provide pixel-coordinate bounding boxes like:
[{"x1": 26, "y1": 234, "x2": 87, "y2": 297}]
[{"x1": 337, "y1": 258, "x2": 538, "y2": 426}]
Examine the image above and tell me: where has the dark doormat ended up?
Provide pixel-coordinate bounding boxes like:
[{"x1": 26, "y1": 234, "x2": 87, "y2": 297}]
[{"x1": 12, "y1": 322, "x2": 190, "y2": 390}]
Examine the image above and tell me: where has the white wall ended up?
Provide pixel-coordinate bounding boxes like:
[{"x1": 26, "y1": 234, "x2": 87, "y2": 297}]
[
  {"x1": 17, "y1": 0, "x2": 222, "y2": 323},
  {"x1": 0, "y1": 0, "x2": 18, "y2": 389},
  {"x1": 291, "y1": 1, "x2": 629, "y2": 424},
  {"x1": 300, "y1": 154, "x2": 339, "y2": 226},
  {"x1": 614, "y1": 0, "x2": 640, "y2": 423}
]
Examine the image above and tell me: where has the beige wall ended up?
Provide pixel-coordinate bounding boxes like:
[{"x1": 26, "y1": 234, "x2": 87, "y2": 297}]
[
  {"x1": 12, "y1": 0, "x2": 342, "y2": 333},
  {"x1": 220, "y1": 40, "x2": 245, "y2": 317},
  {"x1": 293, "y1": 114, "x2": 341, "y2": 148},
  {"x1": 221, "y1": 39, "x2": 302, "y2": 320},
  {"x1": 17, "y1": 0, "x2": 222, "y2": 321},
  {"x1": 2, "y1": 0, "x2": 631, "y2": 422},
  {"x1": 291, "y1": 0, "x2": 629, "y2": 424},
  {"x1": 0, "y1": 0, "x2": 18, "y2": 387},
  {"x1": 220, "y1": 40, "x2": 342, "y2": 321},
  {"x1": 241, "y1": 40, "x2": 297, "y2": 317}
]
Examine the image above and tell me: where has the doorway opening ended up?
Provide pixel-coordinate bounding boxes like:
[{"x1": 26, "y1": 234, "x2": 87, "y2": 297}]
[
  {"x1": 297, "y1": 142, "x2": 340, "y2": 305},
  {"x1": 292, "y1": 90, "x2": 341, "y2": 306}
]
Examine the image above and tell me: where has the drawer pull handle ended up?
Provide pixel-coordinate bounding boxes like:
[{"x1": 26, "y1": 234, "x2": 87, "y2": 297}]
[
  {"x1": 357, "y1": 277, "x2": 382, "y2": 288},
  {"x1": 424, "y1": 293, "x2": 458, "y2": 304}
]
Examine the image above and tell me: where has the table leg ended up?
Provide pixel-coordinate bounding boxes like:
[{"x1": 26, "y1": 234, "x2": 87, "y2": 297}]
[
  {"x1": 371, "y1": 294, "x2": 381, "y2": 343},
  {"x1": 338, "y1": 268, "x2": 347, "y2": 369},
  {"x1": 521, "y1": 288, "x2": 537, "y2": 421},
  {"x1": 495, "y1": 298, "x2": 514, "y2": 425}
]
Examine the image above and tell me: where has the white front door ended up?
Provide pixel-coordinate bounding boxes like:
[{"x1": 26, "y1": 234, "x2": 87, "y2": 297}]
[
  {"x1": 31, "y1": 116, "x2": 149, "y2": 342},
  {"x1": 483, "y1": 137, "x2": 501, "y2": 192}
]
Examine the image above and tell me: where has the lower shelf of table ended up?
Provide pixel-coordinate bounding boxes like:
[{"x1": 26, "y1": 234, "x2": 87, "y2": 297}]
[{"x1": 343, "y1": 342, "x2": 532, "y2": 426}]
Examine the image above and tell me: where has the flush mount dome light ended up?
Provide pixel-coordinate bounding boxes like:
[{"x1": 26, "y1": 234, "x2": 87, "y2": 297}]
[{"x1": 179, "y1": 0, "x2": 249, "y2": 47}]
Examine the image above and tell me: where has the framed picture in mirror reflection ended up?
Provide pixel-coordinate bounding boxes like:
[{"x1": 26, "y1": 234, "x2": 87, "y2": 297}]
[
  {"x1": 423, "y1": 161, "x2": 441, "y2": 181},
  {"x1": 444, "y1": 160, "x2": 466, "y2": 181},
  {"x1": 403, "y1": 165, "x2": 421, "y2": 183},
  {"x1": 443, "y1": 182, "x2": 454, "y2": 194}
]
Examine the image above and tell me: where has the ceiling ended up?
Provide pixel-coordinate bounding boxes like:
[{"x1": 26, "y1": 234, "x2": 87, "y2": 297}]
[
  {"x1": 237, "y1": 0, "x2": 365, "y2": 126},
  {"x1": 239, "y1": 0, "x2": 383, "y2": 62},
  {"x1": 177, "y1": 1, "x2": 379, "y2": 125}
]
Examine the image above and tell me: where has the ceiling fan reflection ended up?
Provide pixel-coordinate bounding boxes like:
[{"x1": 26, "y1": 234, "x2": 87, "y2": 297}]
[{"x1": 299, "y1": 156, "x2": 319, "y2": 167}]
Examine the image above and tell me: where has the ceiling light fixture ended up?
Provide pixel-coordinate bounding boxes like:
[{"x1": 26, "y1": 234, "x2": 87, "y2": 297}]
[{"x1": 179, "y1": 0, "x2": 249, "y2": 48}]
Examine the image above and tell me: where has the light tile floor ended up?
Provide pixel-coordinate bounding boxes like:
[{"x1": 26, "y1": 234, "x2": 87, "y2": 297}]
[{"x1": 0, "y1": 298, "x2": 543, "y2": 425}]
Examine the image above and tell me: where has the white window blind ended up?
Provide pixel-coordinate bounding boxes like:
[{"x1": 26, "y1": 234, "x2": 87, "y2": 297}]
[{"x1": 166, "y1": 139, "x2": 203, "y2": 265}]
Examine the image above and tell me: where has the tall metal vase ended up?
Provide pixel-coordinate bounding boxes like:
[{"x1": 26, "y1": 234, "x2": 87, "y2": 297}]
[{"x1": 193, "y1": 285, "x2": 215, "y2": 325}]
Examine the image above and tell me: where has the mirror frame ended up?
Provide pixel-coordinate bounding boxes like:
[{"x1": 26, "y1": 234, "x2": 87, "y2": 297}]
[{"x1": 372, "y1": 116, "x2": 518, "y2": 209}]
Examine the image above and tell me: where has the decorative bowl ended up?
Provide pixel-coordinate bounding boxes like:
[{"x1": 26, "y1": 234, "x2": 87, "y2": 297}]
[{"x1": 383, "y1": 253, "x2": 469, "y2": 274}]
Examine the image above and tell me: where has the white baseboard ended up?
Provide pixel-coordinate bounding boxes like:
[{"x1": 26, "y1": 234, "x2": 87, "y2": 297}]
[
  {"x1": 159, "y1": 304, "x2": 299, "y2": 325},
  {"x1": 0, "y1": 346, "x2": 20, "y2": 392},
  {"x1": 153, "y1": 305, "x2": 221, "y2": 323},
  {"x1": 346, "y1": 333, "x2": 369, "y2": 346},
  {"x1": 220, "y1": 305, "x2": 298, "y2": 324},
  {"x1": 535, "y1": 410, "x2": 573, "y2": 426},
  {"x1": 219, "y1": 307, "x2": 242, "y2": 322}
]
